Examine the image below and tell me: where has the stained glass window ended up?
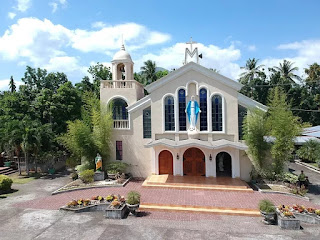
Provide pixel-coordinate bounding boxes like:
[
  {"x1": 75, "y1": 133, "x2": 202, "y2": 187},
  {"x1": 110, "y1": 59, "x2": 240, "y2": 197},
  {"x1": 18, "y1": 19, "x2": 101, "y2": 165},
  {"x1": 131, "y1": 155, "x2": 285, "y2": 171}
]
[
  {"x1": 212, "y1": 95, "x2": 223, "y2": 131},
  {"x1": 178, "y1": 89, "x2": 186, "y2": 131},
  {"x1": 199, "y1": 88, "x2": 207, "y2": 131},
  {"x1": 165, "y1": 96, "x2": 175, "y2": 131}
]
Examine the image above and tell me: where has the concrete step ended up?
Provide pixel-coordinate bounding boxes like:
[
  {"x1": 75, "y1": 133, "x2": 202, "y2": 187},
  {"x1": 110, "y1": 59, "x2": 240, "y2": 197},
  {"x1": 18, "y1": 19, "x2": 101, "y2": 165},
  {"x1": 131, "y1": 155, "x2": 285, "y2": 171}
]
[
  {"x1": 142, "y1": 181, "x2": 253, "y2": 192},
  {"x1": 0, "y1": 167, "x2": 17, "y2": 175},
  {"x1": 139, "y1": 203, "x2": 260, "y2": 217}
]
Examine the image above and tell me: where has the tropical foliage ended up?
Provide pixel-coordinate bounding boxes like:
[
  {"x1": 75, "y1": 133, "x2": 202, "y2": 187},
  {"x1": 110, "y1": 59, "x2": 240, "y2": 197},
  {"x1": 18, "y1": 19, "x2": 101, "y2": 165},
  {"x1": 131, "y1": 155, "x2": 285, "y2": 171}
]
[{"x1": 297, "y1": 140, "x2": 320, "y2": 165}]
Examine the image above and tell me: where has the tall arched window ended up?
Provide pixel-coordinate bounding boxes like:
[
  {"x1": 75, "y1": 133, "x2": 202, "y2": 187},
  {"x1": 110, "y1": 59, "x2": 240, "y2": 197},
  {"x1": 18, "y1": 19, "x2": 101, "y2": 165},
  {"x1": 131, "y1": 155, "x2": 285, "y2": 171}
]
[
  {"x1": 178, "y1": 89, "x2": 186, "y2": 131},
  {"x1": 165, "y1": 96, "x2": 175, "y2": 131},
  {"x1": 212, "y1": 95, "x2": 223, "y2": 131},
  {"x1": 113, "y1": 98, "x2": 128, "y2": 120},
  {"x1": 199, "y1": 88, "x2": 207, "y2": 131},
  {"x1": 238, "y1": 105, "x2": 247, "y2": 140}
]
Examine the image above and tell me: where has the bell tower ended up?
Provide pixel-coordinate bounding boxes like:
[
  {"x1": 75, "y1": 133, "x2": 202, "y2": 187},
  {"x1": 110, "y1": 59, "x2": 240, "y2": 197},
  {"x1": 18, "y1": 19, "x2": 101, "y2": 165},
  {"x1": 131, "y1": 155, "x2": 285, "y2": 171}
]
[{"x1": 111, "y1": 44, "x2": 134, "y2": 81}]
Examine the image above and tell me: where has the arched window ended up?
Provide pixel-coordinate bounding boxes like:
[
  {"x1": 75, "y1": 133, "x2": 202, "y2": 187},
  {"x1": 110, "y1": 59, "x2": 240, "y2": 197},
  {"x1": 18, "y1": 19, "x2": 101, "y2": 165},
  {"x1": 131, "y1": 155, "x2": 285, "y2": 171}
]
[
  {"x1": 164, "y1": 96, "x2": 175, "y2": 131},
  {"x1": 238, "y1": 105, "x2": 247, "y2": 140},
  {"x1": 212, "y1": 95, "x2": 223, "y2": 131},
  {"x1": 113, "y1": 98, "x2": 128, "y2": 120},
  {"x1": 178, "y1": 89, "x2": 186, "y2": 131},
  {"x1": 199, "y1": 88, "x2": 207, "y2": 131}
]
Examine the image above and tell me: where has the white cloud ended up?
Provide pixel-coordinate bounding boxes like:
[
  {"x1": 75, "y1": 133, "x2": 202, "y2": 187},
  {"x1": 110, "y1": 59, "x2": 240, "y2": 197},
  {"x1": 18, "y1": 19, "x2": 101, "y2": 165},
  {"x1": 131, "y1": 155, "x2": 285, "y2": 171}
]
[
  {"x1": 15, "y1": 0, "x2": 31, "y2": 12},
  {"x1": 0, "y1": 18, "x2": 72, "y2": 66},
  {"x1": 261, "y1": 39, "x2": 320, "y2": 78},
  {"x1": 49, "y1": 0, "x2": 67, "y2": 13},
  {"x1": 91, "y1": 21, "x2": 106, "y2": 29},
  {"x1": 72, "y1": 22, "x2": 171, "y2": 53},
  {"x1": 248, "y1": 45, "x2": 256, "y2": 51},
  {"x1": 49, "y1": 2, "x2": 58, "y2": 13},
  {"x1": 135, "y1": 42, "x2": 242, "y2": 80},
  {"x1": 8, "y1": 12, "x2": 17, "y2": 19},
  {"x1": 0, "y1": 78, "x2": 24, "y2": 91}
]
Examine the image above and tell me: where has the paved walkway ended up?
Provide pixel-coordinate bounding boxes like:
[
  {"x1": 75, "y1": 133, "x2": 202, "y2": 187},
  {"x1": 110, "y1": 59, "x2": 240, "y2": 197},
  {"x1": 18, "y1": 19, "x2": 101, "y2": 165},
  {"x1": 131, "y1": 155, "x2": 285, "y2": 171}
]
[
  {"x1": 14, "y1": 180, "x2": 320, "y2": 211},
  {"x1": 289, "y1": 162, "x2": 320, "y2": 205},
  {"x1": 2, "y1": 173, "x2": 320, "y2": 239}
]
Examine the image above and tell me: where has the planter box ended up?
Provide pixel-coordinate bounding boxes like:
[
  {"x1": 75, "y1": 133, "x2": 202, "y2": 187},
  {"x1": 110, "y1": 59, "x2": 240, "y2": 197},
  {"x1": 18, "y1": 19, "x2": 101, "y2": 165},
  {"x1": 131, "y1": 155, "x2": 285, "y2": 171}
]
[
  {"x1": 60, "y1": 202, "x2": 110, "y2": 213},
  {"x1": 294, "y1": 212, "x2": 320, "y2": 224},
  {"x1": 277, "y1": 215, "x2": 300, "y2": 230},
  {"x1": 105, "y1": 204, "x2": 128, "y2": 219}
]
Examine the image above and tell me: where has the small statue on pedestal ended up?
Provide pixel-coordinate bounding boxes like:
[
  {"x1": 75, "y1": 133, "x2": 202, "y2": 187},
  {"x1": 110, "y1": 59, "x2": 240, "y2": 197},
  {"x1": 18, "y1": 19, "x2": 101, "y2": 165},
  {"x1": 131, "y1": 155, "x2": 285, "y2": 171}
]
[{"x1": 95, "y1": 153, "x2": 102, "y2": 172}]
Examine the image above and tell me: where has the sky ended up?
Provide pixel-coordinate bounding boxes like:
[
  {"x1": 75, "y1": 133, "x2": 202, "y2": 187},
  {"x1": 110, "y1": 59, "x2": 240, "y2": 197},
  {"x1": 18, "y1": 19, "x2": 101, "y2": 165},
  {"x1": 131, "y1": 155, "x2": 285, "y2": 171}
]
[{"x1": 1, "y1": 0, "x2": 320, "y2": 90}]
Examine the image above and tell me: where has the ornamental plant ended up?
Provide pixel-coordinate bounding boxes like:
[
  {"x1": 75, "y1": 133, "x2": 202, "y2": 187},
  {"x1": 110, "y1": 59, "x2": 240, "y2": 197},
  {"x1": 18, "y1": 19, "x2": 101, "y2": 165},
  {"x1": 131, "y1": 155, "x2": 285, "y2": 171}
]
[
  {"x1": 0, "y1": 175, "x2": 13, "y2": 192},
  {"x1": 126, "y1": 191, "x2": 141, "y2": 205},
  {"x1": 258, "y1": 199, "x2": 275, "y2": 213}
]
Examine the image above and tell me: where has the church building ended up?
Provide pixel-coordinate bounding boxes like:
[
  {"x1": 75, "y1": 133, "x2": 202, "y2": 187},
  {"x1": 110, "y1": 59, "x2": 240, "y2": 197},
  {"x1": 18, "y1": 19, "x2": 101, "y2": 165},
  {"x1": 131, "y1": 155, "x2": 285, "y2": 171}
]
[{"x1": 100, "y1": 40, "x2": 267, "y2": 181}]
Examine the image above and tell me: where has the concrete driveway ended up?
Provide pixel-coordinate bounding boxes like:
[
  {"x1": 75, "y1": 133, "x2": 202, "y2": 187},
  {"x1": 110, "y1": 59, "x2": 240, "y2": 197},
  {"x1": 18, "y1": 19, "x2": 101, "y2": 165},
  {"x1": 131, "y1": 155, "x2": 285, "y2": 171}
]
[{"x1": 1, "y1": 171, "x2": 320, "y2": 240}]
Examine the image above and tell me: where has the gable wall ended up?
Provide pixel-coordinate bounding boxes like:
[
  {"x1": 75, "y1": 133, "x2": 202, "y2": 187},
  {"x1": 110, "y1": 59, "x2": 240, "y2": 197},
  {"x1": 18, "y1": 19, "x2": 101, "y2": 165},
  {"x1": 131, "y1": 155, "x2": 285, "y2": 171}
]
[{"x1": 149, "y1": 69, "x2": 240, "y2": 141}]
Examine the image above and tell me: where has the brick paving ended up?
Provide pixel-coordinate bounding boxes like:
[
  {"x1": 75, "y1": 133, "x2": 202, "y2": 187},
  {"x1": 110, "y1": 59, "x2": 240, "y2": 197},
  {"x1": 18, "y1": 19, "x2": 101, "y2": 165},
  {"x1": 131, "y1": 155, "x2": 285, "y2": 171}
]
[{"x1": 14, "y1": 180, "x2": 320, "y2": 211}]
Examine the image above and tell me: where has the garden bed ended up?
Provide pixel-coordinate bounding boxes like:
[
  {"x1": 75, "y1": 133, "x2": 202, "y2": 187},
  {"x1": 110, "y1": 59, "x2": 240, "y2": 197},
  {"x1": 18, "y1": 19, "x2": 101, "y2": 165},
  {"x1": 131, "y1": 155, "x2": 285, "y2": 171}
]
[{"x1": 52, "y1": 177, "x2": 131, "y2": 195}]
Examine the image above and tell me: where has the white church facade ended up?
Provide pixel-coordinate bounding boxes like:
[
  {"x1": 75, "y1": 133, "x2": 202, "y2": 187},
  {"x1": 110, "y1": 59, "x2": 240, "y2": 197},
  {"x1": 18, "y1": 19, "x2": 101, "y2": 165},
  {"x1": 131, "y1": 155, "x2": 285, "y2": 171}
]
[{"x1": 100, "y1": 42, "x2": 267, "y2": 181}]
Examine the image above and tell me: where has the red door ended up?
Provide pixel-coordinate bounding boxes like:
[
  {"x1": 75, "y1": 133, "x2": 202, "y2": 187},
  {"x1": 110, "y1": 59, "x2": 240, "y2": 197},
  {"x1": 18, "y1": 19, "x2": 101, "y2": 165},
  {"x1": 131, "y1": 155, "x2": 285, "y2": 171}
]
[
  {"x1": 159, "y1": 150, "x2": 173, "y2": 175},
  {"x1": 183, "y1": 148, "x2": 205, "y2": 176}
]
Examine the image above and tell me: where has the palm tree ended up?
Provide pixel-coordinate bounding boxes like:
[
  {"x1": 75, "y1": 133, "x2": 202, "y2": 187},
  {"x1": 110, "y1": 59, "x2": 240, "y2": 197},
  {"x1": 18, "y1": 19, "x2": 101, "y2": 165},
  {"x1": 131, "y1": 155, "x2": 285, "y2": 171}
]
[
  {"x1": 271, "y1": 60, "x2": 301, "y2": 83},
  {"x1": 140, "y1": 60, "x2": 157, "y2": 84},
  {"x1": 240, "y1": 58, "x2": 265, "y2": 84}
]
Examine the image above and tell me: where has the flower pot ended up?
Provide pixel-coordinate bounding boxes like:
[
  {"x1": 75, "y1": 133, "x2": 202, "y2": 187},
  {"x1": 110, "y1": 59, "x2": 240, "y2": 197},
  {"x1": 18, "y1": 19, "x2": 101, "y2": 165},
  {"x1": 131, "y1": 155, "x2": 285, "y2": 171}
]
[
  {"x1": 4, "y1": 161, "x2": 11, "y2": 167},
  {"x1": 48, "y1": 168, "x2": 55, "y2": 174},
  {"x1": 260, "y1": 211, "x2": 276, "y2": 225},
  {"x1": 126, "y1": 203, "x2": 140, "y2": 216},
  {"x1": 277, "y1": 215, "x2": 300, "y2": 230},
  {"x1": 105, "y1": 204, "x2": 128, "y2": 219}
]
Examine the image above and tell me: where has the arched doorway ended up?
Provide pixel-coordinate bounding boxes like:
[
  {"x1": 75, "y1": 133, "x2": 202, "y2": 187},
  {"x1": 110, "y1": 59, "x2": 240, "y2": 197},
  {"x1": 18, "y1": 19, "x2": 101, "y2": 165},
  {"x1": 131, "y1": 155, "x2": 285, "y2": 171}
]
[
  {"x1": 216, "y1": 152, "x2": 232, "y2": 177},
  {"x1": 183, "y1": 148, "x2": 205, "y2": 176},
  {"x1": 159, "y1": 150, "x2": 173, "y2": 175}
]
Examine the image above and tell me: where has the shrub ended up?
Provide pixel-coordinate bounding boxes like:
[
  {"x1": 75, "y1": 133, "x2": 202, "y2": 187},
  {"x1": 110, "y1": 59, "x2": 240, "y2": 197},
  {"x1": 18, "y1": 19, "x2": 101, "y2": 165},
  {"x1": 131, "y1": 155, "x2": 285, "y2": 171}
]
[
  {"x1": 79, "y1": 169, "x2": 94, "y2": 183},
  {"x1": 126, "y1": 191, "x2": 141, "y2": 205},
  {"x1": 66, "y1": 156, "x2": 80, "y2": 169},
  {"x1": 282, "y1": 172, "x2": 298, "y2": 184},
  {"x1": 107, "y1": 162, "x2": 129, "y2": 174},
  {"x1": 71, "y1": 172, "x2": 78, "y2": 180},
  {"x1": 258, "y1": 199, "x2": 275, "y2": 213},
  {"x1": 297, "y1": 140, "x2": 320, "y2": 163},
  {"x1": 0, "y1": 175, "x2": 13, "y2": 192}
]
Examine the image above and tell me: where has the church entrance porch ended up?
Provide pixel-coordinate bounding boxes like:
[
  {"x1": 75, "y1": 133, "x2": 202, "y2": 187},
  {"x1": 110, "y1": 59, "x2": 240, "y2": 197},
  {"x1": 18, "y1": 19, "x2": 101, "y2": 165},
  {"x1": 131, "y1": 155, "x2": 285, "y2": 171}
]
[
  {"x1": 142, "y1": 174, "x2": 252, "y2": 192},
  {"x1": 216, "y1": 152, "x2": 232, "y2": 177},
  {"x1": 183, "y1": 148, "x2": 205, "y2": 176}
]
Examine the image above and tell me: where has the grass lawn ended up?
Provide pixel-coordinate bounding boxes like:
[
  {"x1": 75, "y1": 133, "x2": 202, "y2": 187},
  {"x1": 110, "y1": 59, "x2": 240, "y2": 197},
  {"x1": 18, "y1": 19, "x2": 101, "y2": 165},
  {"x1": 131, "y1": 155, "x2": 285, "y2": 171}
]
[
  {"x1": 309, "y1": 162, "x2": 319, "y2": 168},
  {"x1": 8, "y1": 172, "x2": 43, "y2": 184}
]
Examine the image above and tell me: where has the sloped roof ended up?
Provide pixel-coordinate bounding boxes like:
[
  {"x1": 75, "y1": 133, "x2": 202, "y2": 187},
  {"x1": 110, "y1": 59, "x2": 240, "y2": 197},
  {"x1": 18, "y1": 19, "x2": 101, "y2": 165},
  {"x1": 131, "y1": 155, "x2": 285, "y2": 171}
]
[
  {"x1": 238, "y1": 93, "x2": 268, "y2": 112},
  {"x1": 145, "y1": 62, "x2": 243, "y2": 93},
  {"x1": 145, "y1": 138, "x2": 248, "y2": 150},
  {"x1": 303, "y1": 126, "x2": 320, "y2": 138}
]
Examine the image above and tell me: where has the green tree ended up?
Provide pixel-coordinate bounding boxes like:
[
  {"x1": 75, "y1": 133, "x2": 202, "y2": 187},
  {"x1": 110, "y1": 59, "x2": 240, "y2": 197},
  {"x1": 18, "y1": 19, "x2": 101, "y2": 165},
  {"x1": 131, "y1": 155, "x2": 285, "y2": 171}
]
[
  {"x1": 141, "y1": 60, "x2": 157, "y2": 84},
  {"x1": 9, "y1": 76, "x2": 16, "y2": 93},
  {"x1": 239, "y1": 58, "x2": 269, "y2": 104},
  {"x1": 270, "y1": 60, "x2": 301, "y2": 84},
  {"x1": 59, "y1": 94, "x2": 113, "y2": 171},
  {"x1": 297, "y1": 140, "x2": 320, "y2": 166},
  {"x1": 243, "y1": 109, "x2": 269, "y2": 172},
  {"x1": 155, "y1": 70, "x2": 169, "y2": 79},
  {"x1": 267, "y1": 87, "x2": 303, "y2": 174},
  {"x1": 88, "y1": 62, "x2": 112, "y2": 97}
]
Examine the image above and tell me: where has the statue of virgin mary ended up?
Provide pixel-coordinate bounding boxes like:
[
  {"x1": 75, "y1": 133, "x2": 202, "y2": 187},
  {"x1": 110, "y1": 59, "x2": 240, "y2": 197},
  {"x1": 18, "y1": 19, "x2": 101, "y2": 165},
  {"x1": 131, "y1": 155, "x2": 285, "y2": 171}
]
[{"x1": 186, "y1": 95, "x2": 200, "y2": 130}]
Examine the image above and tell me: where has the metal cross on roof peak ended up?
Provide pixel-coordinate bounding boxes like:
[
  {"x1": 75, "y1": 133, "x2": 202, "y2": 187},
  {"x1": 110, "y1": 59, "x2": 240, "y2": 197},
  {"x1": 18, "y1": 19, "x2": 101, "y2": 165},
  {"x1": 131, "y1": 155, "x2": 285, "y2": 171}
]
[{"x1": 186, "y1": 37, "x2": 197, "y2": 52}]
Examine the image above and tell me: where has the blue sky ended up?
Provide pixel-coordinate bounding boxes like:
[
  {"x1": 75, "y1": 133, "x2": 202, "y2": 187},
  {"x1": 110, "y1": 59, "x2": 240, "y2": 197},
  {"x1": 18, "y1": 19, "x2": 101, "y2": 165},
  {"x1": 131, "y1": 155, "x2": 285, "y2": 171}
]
[{"x1": 1, "y1": 0, "x2": 320, "y2": 90}]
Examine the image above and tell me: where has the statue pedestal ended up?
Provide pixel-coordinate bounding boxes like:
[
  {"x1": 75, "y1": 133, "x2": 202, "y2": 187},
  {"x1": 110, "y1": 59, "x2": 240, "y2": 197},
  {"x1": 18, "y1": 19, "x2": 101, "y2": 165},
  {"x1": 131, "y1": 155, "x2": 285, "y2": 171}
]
[
  {"x1": 187, "y1": 128, "x2": 199, "y2": 139},
  {"x1": 94, "y1": 171, "x2": 105, "y2": 181}
]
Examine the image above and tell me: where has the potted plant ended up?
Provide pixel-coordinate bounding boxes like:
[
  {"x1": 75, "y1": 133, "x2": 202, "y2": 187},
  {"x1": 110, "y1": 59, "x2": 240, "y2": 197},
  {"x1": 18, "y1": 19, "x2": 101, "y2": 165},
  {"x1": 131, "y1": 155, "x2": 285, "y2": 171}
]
[
  {"x1": 126, "y1": 191, "x2": 141, "y2": 216},
  {"x1": 258, "y1": 199, "x2": 276, "y2": 225}
]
